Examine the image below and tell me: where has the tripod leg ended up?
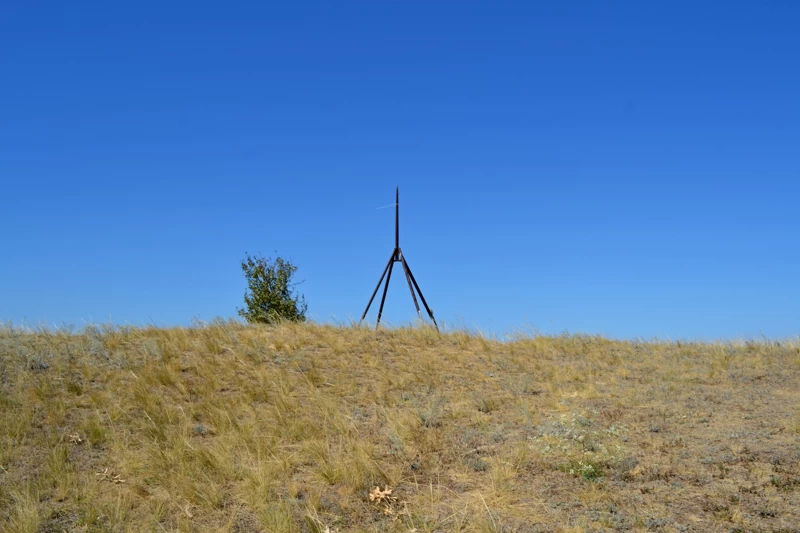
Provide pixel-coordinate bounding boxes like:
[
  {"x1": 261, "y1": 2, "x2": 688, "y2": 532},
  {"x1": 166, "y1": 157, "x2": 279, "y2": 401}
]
[
  {"x1": 376, "y1": 261, "x2": 395, "y2": 329},
  {"x1": 401, "y1": 258, "x2": 422, "y2": 319},
  {"x1": 360, "y1": 254, "x2": 394, "y2": 323},
  {"x1": 402, "y1": 257, "x2": 439, "y2": 332}
]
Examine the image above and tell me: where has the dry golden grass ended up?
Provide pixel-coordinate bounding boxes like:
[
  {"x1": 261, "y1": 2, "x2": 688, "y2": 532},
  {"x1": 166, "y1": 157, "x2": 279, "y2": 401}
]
[{"x1": 1, "y1": 321, "x2": 799, "y2": 532}]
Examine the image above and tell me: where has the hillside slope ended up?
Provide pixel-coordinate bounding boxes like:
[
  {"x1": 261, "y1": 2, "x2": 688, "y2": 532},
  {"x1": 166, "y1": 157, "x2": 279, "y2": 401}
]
[{"x1": 1, "y1": 323, "x2": 799, "y2": 532}]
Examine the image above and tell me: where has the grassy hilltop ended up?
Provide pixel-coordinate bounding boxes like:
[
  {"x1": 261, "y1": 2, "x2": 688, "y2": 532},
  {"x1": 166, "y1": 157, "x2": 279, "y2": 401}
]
[{"x1": 1, "y1": 322, "x2": 799, "y2": 532}]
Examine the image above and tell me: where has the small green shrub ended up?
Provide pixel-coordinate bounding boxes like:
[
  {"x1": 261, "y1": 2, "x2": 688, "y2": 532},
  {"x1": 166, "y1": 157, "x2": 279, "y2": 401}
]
[
  {"x1": 559, "y1": 459, "x2": 604, "y2": 481},
  {"x1": 238, "y1": 253, "x2": 307, "y2": 324}
]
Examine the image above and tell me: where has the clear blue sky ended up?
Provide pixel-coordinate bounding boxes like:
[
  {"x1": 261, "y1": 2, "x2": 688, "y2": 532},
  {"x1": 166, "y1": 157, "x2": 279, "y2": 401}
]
[{"x1": 1, "y1": 1, "x2": 798, "y2": 339}]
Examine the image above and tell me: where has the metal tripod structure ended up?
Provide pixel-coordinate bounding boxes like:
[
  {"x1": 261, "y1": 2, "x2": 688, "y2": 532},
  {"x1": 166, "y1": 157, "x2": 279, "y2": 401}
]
[{"x1": 360, "y1": 188, "x2": 439, "y2": 332}]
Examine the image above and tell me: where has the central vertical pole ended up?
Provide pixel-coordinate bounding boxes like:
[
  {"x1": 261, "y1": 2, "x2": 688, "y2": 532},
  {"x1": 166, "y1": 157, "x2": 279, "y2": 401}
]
[{"x1": 395, "y1": 187, "x2": 399, "y2": 251}]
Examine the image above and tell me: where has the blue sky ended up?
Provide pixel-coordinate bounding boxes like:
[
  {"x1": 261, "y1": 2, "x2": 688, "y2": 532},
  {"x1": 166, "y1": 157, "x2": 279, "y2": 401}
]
[{"x1": 1, "y1": 1, "x2": 798, "y2": 339}]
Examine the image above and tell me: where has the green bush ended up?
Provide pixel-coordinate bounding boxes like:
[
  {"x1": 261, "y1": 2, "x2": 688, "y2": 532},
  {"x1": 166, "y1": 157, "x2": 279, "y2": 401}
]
[
  {"x1": 238, "y1": 253, "x2": 307, "y2": 324},
  {"x1": 559, "y1": 459, "x2": 604, "y2": 481}
]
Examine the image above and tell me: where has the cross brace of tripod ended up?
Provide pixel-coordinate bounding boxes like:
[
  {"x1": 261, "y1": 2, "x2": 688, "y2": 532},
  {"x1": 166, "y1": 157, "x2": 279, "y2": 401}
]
[{"x1": 360, "y1": 188, "x2": 439, "y2": 332}]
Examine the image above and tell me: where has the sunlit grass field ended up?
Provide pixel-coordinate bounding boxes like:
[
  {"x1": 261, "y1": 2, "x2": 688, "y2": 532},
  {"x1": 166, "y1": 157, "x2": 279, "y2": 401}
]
[{"x1": 1, "y1": 321, "x2": 799, "y2": 532}]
